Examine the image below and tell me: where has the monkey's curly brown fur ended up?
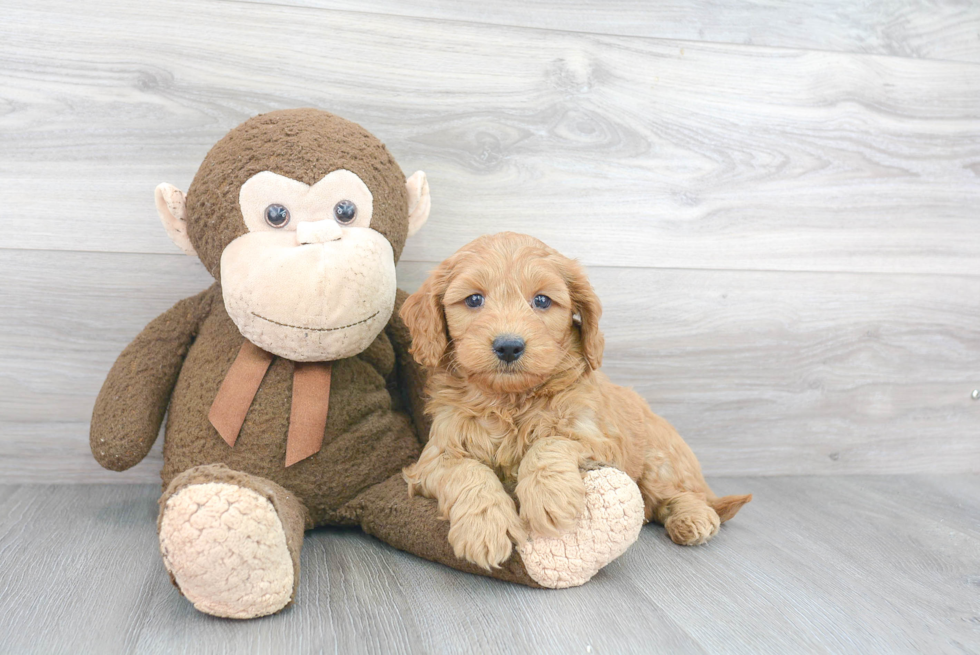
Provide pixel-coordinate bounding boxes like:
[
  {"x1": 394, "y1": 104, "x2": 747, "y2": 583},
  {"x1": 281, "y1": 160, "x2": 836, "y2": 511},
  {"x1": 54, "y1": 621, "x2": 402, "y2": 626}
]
[
  {"x1": 90, "y1": 111, "x2": 546, "y2": 619},
  {"x1": 185, "y1": 109, "x2": 410, "y2": 278}
]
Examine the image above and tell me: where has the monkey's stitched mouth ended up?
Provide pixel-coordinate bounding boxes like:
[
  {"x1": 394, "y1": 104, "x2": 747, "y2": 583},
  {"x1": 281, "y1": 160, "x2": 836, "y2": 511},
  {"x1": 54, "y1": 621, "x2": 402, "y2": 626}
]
[{"x1": 250, "y1": 310, "x2": 380, "y2": 332}]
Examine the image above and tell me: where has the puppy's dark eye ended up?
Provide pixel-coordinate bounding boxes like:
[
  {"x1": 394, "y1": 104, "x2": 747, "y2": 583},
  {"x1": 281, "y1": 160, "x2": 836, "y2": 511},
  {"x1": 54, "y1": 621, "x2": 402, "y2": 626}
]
[
  {"x1": 265, "y1": 204, "x2": 290, "y2": 228},
  {"x1": 464, "y1": 294, "x2": 484, "y2": 308},
  {"x1": 532, "y1": 294, "x2": 552, "y2": 309},
  {"x1": 334, "y1": 200, "x2": 357, "y2": 224}
]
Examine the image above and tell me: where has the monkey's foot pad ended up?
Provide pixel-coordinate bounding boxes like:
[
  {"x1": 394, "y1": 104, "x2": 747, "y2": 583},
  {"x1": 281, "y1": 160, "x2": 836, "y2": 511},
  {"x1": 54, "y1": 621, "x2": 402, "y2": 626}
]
[
  {"x1": 519, "y1": 468, "x2": 644, "y2": 589},
  {"x1": 159, "y1": 482, "x2": 294, "y2": 619}
]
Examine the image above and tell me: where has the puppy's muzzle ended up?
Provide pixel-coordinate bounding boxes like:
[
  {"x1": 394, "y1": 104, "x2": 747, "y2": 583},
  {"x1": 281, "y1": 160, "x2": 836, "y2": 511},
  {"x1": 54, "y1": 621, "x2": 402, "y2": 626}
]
[{"x1": 492, "y1": 335, "x2": 525, "y2": 363}]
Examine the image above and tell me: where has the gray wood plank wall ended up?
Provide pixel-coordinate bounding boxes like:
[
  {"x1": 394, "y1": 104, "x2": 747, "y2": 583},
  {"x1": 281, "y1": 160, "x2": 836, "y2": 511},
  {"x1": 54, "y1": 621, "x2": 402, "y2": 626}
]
[{"x1": 1, "y1": 0, "x2": 978, "y2": 482}]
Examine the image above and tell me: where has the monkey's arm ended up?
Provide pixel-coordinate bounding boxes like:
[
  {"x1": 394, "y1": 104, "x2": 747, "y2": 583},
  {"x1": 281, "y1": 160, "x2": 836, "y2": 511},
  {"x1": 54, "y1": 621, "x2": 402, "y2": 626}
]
[
  {"x1": 386, "y1": 288, "x2": 431, "y2": 443},
  {"x1": 90, "y1": 285, "x2": 215, "y2": 471}
]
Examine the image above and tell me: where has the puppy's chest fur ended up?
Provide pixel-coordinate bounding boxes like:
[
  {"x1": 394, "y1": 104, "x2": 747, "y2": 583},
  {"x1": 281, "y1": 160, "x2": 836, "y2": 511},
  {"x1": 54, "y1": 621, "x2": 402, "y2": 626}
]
[
  {"x1": 473, "y1": 400, "x2": 584, "y2": 482},
  {"x1": 431, "y1": 373, "x2": 638, "y2": 485}
]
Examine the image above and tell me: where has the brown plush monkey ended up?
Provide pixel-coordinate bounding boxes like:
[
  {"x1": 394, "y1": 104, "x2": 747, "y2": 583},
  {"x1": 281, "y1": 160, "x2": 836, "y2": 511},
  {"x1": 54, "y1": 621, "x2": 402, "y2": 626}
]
[{"x1": 91, "y1": 109, "x2": 639, "y2": 619}]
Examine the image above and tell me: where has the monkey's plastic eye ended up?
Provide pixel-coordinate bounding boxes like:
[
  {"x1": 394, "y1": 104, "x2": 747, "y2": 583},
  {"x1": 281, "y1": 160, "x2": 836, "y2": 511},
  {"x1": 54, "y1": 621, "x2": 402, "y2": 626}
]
[
  {"x1": 464, "y1": 294, "x2": 484, "y2": 309},
  {"x1": 334, "y1": 200, "x2": 357, "y2": 224},
  {"x1": 532, "y1": 294, "x2": 552, "y2": 309},
  {"x1": 265, "y1": 204, "x2": 290, "y2": 228}
]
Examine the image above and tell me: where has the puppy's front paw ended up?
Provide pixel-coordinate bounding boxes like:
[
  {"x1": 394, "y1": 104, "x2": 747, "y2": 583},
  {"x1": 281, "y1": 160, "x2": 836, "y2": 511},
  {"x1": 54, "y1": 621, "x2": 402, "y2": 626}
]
[
  {"x1": 517, "y1": 471, "x2": 586, "y2": 538},
  {"x1": 448, "y1": 503, "x2": 526, "y2": 570}
]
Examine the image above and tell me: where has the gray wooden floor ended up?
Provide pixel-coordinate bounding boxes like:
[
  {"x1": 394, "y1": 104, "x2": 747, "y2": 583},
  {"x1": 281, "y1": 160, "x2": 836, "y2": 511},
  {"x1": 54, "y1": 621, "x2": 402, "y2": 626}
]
[{"x1": 1, "y1": 475, "x2": 977, "y2": 655}]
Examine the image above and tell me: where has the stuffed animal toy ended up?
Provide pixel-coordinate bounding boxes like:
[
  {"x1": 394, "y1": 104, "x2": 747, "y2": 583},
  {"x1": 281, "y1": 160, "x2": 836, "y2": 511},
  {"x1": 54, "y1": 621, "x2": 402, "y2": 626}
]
[{"x1": 90, "y1": 108, "x2": 645, "y2": 619}]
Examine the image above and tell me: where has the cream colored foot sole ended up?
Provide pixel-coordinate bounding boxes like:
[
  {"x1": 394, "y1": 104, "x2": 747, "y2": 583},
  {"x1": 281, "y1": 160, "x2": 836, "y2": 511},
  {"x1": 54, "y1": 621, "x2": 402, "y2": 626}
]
[
  {"x1": 519, "y1": 468, "x2": 644, "y2": 589},
  {"x1": 159, "y1": 482, "x2": 294, "y2": 619}
]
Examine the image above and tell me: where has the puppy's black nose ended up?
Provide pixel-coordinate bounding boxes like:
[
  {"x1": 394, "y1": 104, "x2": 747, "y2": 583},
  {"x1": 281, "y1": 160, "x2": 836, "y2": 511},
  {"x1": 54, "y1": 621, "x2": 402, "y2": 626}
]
[{"x1": 493, "y1": 336, "x2": 525, "y2": 363}]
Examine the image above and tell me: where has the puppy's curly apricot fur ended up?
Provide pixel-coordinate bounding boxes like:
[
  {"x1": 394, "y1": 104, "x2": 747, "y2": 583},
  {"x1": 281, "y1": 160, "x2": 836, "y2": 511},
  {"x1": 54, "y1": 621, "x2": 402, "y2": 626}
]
[{"x1": 401, "y1": 233, "x2": 750, "y2": 569}]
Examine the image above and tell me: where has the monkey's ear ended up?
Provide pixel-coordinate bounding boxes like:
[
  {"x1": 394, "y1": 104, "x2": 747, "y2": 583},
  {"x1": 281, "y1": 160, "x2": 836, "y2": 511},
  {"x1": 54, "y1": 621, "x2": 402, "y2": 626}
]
[
  {"x1": 155, "y1": 183, "x2": 196, "y2": 257},
  {"x1": 405, "y1": 171, "x2": 430, "y2": 238}
]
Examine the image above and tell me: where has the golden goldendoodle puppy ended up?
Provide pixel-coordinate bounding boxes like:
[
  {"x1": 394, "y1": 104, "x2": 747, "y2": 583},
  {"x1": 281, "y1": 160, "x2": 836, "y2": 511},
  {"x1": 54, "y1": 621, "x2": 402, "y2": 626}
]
[{"x1": 400, "y1": 232, "x2": 750, "y2": 570}]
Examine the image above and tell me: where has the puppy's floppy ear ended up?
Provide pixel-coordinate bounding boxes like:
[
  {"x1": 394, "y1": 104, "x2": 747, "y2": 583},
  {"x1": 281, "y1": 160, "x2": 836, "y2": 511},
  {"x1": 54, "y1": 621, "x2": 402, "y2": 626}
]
[
  {"x1": 560, "y1": 257, "x2": 604, "y2": 370},
  {"x1": 400, "y1": 257, "x2": 455, "y2": 368}
]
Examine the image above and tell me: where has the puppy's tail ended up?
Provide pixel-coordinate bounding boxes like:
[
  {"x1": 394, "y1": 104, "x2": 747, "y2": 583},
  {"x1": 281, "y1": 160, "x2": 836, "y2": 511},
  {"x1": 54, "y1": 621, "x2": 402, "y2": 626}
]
[{"x1": 709, "y1": 493, "x2": 752, "y2": 522}]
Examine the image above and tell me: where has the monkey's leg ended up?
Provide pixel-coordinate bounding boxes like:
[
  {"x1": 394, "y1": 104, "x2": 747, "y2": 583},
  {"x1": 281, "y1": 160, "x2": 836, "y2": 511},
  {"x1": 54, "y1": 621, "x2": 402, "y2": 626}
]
[
  {"x1": 157, "y1": 464, "x2": 308, "y2": 619},
  {"x1": 347, "y1": 468, "x2": 643, "y2": 589},
  {"x1": 346, "y1": 473, "x2": 543, "y2": 587}
]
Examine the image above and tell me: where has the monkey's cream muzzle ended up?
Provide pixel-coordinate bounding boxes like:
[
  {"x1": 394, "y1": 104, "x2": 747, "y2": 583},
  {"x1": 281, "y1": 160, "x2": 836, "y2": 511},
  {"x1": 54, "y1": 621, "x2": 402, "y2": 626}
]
[
  {"x1": 221, "y1": 227, "x2": 396, "y2": 362},
  {"x1": 296, "y1": 218, "x2": 343, "y2": 244}
]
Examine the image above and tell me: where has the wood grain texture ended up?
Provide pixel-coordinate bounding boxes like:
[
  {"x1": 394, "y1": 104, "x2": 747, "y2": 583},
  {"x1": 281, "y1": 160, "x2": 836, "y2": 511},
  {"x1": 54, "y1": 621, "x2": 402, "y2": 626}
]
[
  {"x1": 2, "y1": 249, "x2": 976, "y2": 482},
  {"x1": 275, "y1": 0, "x2": 980, "y2": 64},
  {"x1": 0, "y1": 476, "x2": 977, "y2": 654},
  {"x1": 2, "y1": 0, "x2": 979, "y2": 274}
]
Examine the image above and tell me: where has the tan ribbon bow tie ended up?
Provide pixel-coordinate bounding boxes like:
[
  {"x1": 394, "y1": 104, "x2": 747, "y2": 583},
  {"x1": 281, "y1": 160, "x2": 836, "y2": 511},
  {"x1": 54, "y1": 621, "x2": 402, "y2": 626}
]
[{"x1": 208, "y1": 341, "x2": 332, "y2": 467}]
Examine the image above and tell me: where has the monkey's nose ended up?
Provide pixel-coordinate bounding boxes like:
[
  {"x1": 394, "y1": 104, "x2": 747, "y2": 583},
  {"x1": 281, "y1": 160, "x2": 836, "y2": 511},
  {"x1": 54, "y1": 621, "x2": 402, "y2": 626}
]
[
  {"x1": 492, "y1": 336, "x2": 525, "y2": 363},
  {"x1": 296, "y1": 220, "x2": 343, "y2": 245}
]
